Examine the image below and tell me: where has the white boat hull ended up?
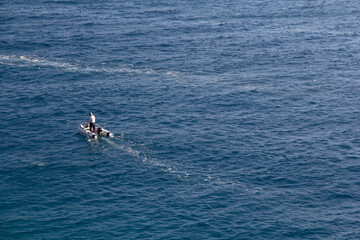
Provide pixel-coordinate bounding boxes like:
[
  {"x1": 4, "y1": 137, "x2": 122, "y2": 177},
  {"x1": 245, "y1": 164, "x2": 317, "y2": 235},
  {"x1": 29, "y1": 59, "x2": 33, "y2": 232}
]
[{"x1": 78, "y1": 122, "x2": 114, "y2": 139}]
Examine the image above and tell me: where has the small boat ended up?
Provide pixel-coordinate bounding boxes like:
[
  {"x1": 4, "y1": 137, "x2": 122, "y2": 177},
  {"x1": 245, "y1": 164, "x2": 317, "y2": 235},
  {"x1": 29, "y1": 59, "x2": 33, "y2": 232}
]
[{"x1": 78, "y1": 122, "x2": 114, "y2": 139}]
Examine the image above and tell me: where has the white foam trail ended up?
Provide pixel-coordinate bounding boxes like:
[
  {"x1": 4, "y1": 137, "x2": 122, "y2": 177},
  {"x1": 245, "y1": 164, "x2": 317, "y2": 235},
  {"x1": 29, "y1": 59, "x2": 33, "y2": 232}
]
[
  {"x1": 101, "y1": 137, "x2": 192, "y2": 179},
  {"x1": 100, "y1": 136, "x2": 262, "y2": 193},
  {"x1": 0, "y1": 55, "x2": 78, "y2": 71},
  {"x1": 0, "y1": 54, "x2": 181, "y2": 76},
  {"x1": 102, "y1": 137, "x2": 147, "y2": 161}
]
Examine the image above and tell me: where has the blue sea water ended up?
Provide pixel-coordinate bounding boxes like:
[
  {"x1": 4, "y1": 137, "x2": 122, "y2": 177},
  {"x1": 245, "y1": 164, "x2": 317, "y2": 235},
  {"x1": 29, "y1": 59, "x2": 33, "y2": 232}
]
[{"x1": 1, "y1": 0, "x2": 360, "y2": 239}]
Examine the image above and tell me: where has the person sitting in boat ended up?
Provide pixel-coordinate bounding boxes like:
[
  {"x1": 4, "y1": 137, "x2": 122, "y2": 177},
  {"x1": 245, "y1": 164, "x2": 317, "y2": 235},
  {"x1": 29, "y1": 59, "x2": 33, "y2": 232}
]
[{"x1": 88, "y1": 112, "x2": 96, "y2": 132}]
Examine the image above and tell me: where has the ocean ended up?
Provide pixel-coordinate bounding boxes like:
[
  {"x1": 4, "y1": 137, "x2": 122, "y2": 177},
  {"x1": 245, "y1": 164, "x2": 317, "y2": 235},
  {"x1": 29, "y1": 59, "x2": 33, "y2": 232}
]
[{"x1": 1, "y1": 0, "x2": 360, "y2": 239}]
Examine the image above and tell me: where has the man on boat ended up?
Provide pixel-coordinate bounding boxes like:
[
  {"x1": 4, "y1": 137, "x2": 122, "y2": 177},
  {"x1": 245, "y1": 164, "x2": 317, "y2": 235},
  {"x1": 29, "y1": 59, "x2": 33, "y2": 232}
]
[{"x1": 89, "y1": 112, "x2": 96, "y2": 132}]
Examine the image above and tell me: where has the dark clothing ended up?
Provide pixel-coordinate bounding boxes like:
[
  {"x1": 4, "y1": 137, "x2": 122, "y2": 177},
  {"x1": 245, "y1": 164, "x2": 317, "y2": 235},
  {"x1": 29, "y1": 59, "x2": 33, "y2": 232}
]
[{"x1": 89, "y1": 122, "x2": 96, "y2": 132}]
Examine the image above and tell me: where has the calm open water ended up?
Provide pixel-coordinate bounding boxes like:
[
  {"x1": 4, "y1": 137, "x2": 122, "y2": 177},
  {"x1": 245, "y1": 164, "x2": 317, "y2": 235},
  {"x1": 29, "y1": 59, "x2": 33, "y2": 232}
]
[{"x1": 1, "y1": 0, "x2": 360, "y2": 239}]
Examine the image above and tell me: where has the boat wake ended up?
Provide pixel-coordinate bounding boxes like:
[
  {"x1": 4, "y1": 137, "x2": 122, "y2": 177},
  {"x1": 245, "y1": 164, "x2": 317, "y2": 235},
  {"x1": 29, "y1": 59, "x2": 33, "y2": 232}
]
[
  {"x1": 0, "y1": 55, "x2": 78, "y2": 71},
  {"x1": 99, "y1": 135, "x2": 263, "y2": 194},
  {"x1": 0, "y1": 54, "x2": 262, "y2": 95},
  {"x1": 102, "y1": 137, "x2": 148, "y2": 162},
  {"x1": 101, "y1": 136, "x2": 190, "y2": 180},
  {"x1": 0, "y1": 54, "x2": 180, "y2": 77}
]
